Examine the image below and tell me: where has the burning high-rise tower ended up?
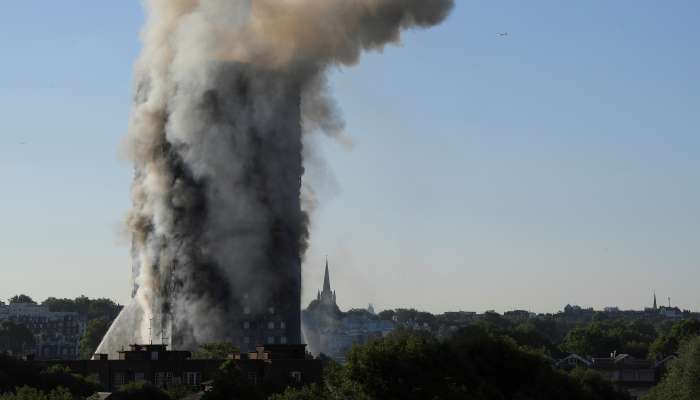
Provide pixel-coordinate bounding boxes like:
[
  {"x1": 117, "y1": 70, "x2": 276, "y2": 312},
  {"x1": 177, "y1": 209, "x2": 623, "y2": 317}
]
[{"x1": 97, "y1": 0, "x2": 454, "y2": 355}]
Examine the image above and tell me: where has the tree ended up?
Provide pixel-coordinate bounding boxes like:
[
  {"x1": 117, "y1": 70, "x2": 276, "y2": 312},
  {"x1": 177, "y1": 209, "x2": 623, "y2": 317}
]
[
  {"x1": 649, "y1": 319, "x2": 700, "y2": 360},
  {"x1": 559, "y1": 320, "x2": 655, "y2": 358},
  {"x1": 474, "y1": 311, "x2": 514, "y2": 334},
  {"x1": 38, "y1": 365, "x2": 100, "y2": 397},
  {"x1": 570, "y1": 368, "x2": 631, "y2": 400},
  {"x1": 277, "y1": 328, "x2": 630, "y2": 400},
  {"x1": 269, "y1": 384, "x2": 328, "y2": 400},
  {"x1": 8, "y1": 296, "x2": 35, "y2": 305},
  {"x1": 644, "y1": 337, "x2": 700, "y2": 400},
  {"x1": 560, "y1": 324, "x2": 618, "y2": 357},
  {"x1": 107, "y1": 382, "x2": 170, "y2": 400},
  {"x1": 0, "y1": 355, "x2": 98, "y2": 397},
  {"x1": 201, "y1": 360, "x2": 262, "y2": 400},
  {"x1": 165, "y1": 384, "x2": 194, "y2": 400},
  {"x1": 0, "y1": 322, "x2": 35, "y2": 355},
  {"x1": 192, "y1": 342, "x2": 239, "y2": 360},
  {"x1": 42, "y1": 297, "x2": 121, "y2": 321},
  {"x1": 79, "y1": 319, "x2": 110, "y2": 359},
  {"x1": 0, "y1": 386, "x2": 72, "y2": 400},
  {"x1": 377, "y1": 310, "x2": 395, "y2": 321},
  {"x1": 85, "y1": 298, "x2": 121, "y2": 321},
  {"x1": 510, "y1": 323, "x2": 561, "y2": 358}
]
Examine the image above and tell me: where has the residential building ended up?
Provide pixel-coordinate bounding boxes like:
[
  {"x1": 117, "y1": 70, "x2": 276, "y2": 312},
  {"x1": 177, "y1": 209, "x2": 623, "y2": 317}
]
[
  {"x1": 556, "y1": 352, "x2": 662, "y2": 400},
  {"x1": 0, "y1": 302, "x2": 85, "y2": 360},
  {"x1": 39, "y1": 343, "x2": 321, "y2": 392}
]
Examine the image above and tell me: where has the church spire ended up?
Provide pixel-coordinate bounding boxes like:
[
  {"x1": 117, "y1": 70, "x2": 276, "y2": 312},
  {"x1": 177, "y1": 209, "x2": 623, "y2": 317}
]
[
  {"x1": 653, "y1": 291, "x2": 657, "y2": 310},
  {"x1": 323, "y1": 256, "x2": 331, "y2": 294}
]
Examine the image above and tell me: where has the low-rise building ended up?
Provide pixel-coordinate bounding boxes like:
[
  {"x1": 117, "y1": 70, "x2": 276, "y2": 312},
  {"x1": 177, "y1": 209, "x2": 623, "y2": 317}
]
[
  {"x1": 556, "y1": 352, "x2": 660, "y2": 400},
  {"x1": 554, "y1": 353, "x2": 592, "y2": 370},
  {"x1": 39, "y1": 343, "x2": 321, "y2": 393}
]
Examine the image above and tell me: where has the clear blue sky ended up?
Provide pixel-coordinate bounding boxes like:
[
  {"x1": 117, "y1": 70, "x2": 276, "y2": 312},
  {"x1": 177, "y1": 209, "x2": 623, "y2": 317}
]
[{"x1": 0, "y1": 1, "x2": 698, "y2": 313}]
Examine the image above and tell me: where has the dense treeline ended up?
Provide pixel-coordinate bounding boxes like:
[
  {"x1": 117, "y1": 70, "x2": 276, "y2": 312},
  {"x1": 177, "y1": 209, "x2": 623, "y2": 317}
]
[
  {"x1": 271, "y1": 328, "x2": 632, "y2": 400},
  {"x1": 0, "y1": 355, "x2": 99, "y2": 399},
  {"x1": 377, "y1": 308, "x2": 700, "y2": 361},
  {"x1": 644, "y1": 337, "x2": 700, "y2": 399}
]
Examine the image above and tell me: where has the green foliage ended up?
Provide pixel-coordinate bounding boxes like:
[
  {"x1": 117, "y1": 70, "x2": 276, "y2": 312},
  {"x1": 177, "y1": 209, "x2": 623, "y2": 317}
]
[
  {"x1": 79, "y1": 319, "x2": 110, "y2": 359},
  {"x1": 164, "y1": 384, "x2": 194, "y2": 400},
  {"x1": 508, "y1": 323, "x2": 562, "y2": 357},
  {"x1": 7, "y1": 296, "x2": 35, "y2": 305},
  {"x1": 377, "y1": 307, "x2": 670, "y2": 360},
  {"x1": 269, "y1": 384, "x2": 328, "y2": 400},
  {"x1": 649, "y1": 319, "x2": 700, "y2": 360},
  {"x1": 322, "y1": 362, "x2": 370, "y2": 400},
  {"x1": 201, "y1": 360, "x2": 262, "y2": 400},
  {"x1": 0, "y1": 355, "x2": 99, "y2": 396},
  {"x1": 280, "y1": 328, "x2": 629, "y2": 400},
  {"x1": 569, "y1": 368, "x2": 631, "y2": 400},
  {"x1": 0, "y1": 322, "x2": 35, "y2": 355},
  {"x1": 474, "y1": 311, "x2": 514, "y2": 334},
  {"x1": 644, "y1": 337, "x2": 700, "y2": 400},
  {"x1": 0, "y1": 386, "x2": 72, "y2": 400},
  {"x1": 560, "y1": 320, "x2": 656, "y2": 358},
  {"x1": 377, "y1": 310, "x2": 395, "y2": 321},
  {"x1": 108, "y1": 382, "x2": 171, "y2": 400},
  {"x1": 38, "y1": 365, "x2": 100, "y2": 397},
  {"x1": 41, "y1": 296, "x2": 121, "y2": 321},
  {"x1": 191, "y1": 342, "x2": 239, "y2": 360}
]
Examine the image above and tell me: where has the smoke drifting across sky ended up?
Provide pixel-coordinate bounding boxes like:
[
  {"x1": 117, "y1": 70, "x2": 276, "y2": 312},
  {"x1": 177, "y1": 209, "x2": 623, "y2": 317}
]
[{"x1": 97, "y1": 0, "x2": 454, "y2": 354}]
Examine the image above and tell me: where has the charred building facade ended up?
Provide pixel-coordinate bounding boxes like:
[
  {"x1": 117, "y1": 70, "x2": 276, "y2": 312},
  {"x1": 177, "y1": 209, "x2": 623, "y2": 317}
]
[
  {"x1": 162, "y1": 64, "x2": 305, "y2": 353},
  {"x1": 99, "y1": 0, "x2": 454, "y2": 357},
  {"x1": 99, "y1": 64, "x2": 304, "y2": 355}
]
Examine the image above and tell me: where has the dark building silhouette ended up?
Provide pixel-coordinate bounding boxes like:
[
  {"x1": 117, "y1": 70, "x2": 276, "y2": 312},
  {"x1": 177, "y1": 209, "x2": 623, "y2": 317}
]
[
  {"x1": 39, "y1": 343, "x2": 320, "y2": 392},
  {"x1": 120, "y1": 65, "x2": 305, "y2": 354}
]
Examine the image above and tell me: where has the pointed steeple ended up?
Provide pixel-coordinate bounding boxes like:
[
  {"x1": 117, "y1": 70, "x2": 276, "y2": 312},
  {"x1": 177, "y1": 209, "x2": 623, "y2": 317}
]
[
  {"x1": 653, "y1": 291, "x2": 657, "y2": 310},
  {"x1": 323, "y1": 256, "x2": 332, "y2": 294}
]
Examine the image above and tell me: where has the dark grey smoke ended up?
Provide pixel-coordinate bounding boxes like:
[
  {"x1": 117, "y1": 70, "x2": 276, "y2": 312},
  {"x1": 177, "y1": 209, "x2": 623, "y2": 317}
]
[{"x1": 98, "y1": 0, "x2": 454, "y2": 354}]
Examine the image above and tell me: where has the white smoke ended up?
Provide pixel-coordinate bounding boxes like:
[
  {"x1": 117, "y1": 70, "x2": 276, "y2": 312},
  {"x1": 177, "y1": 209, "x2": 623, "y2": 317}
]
[{"x1": 97, "y1": 0, "x2": 454, "y2": 355}]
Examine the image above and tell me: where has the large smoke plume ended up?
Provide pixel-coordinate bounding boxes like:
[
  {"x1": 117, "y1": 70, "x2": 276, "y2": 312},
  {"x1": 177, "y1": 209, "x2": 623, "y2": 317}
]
[{"x1": 98, "y1": 0, "x2": 454, "y2": 354}]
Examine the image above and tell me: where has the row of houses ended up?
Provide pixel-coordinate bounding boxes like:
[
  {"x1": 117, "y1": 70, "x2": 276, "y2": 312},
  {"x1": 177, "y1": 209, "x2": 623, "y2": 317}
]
[
  {"x1": 0, "y1": 302, "x2": 85, "y2": 359},
  {"x1": 555, "y1": 352, "x2": 677, "y2": 399}
]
